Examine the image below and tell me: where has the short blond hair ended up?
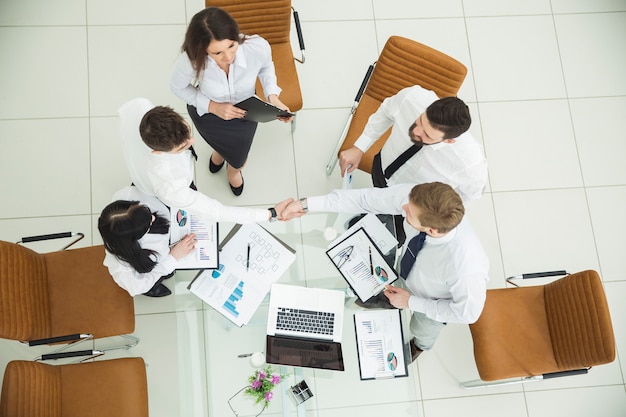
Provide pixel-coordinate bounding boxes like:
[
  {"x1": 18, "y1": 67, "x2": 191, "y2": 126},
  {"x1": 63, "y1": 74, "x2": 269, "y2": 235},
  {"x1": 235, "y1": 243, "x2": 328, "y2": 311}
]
[{"x1": 408, "y1": 182, "x2": 464, "y2": 233}]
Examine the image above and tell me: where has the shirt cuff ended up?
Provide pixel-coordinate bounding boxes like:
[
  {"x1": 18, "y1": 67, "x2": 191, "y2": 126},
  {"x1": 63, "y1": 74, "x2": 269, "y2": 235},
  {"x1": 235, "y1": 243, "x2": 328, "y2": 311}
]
[
  {"x1": 195, "y1": 95, "x2": 210, "y2": 117},
  {"x1": 353, "y1": 134, "x2": 375, "y2": 153},
  {"x1": 306, "y1": 196, "x2": 325, "y2": 212},
  {"x1": 160, "y1": 254, "x2": 178, "y2": 273},
  {"x1": 408, "y1": 295, "x2": 426, "y2": 313}
]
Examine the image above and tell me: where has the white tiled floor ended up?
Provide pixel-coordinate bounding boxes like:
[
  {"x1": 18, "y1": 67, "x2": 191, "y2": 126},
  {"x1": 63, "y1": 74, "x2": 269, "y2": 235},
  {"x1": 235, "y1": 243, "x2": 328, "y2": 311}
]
[{"x1": 1, "y1": 1, "x2": 625, "y2": 416}]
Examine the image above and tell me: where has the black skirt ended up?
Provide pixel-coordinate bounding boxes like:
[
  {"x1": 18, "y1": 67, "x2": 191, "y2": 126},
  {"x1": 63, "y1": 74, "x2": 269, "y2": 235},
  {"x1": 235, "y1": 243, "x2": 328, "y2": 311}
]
[{"x1": 187, "y1": 104, "x2": 258, "y2": 169}]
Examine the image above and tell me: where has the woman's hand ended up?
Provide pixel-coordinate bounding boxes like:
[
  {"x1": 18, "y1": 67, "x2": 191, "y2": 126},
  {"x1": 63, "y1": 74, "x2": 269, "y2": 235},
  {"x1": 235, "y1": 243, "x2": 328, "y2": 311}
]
[
  {"x1": 267, "y1": 94, "x2": 294, "y2": 123},
  {"x1": 208, "y1": 101, "x2": 247, "y2": 120},
  {"x1": 169, "y1": 233, "x2": 197, "y2": 260}
]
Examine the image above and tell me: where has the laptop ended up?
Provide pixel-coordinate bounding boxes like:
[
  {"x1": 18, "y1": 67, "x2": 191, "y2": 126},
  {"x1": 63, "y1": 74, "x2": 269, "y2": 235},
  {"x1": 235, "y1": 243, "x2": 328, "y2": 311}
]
[{"x1": 265, "y1": 284, "x2": 345, "y2": 371}]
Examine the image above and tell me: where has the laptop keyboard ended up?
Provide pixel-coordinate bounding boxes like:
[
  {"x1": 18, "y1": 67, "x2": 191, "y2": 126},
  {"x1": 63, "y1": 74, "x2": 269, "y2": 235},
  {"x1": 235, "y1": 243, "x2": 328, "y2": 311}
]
[{"x1": 276, "y1": 307, "x2": 335, "y2": 336}]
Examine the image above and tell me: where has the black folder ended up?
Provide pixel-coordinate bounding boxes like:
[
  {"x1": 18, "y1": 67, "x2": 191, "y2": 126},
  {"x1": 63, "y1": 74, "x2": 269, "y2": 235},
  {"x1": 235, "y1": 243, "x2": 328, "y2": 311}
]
[{"x1": 235, "y1": 96, "x2": 294, "y2": 123}]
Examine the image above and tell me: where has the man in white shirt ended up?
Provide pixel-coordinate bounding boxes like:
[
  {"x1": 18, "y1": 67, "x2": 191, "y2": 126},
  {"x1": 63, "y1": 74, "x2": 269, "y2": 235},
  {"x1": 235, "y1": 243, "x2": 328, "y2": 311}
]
[
  {"x1": 283, "y1": 182, "x2": 489, "y2": 361},
  {"x1": 118, "y1": 97, "x2": 289, "y2": 223},
  {"x1": 339, "y1": 85, "x2": 487, "y2": 205}
]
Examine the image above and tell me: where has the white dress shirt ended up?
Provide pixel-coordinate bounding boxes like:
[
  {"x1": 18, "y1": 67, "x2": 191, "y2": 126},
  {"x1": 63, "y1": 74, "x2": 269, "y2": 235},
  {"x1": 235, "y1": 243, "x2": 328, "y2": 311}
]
[
  {"x1": 353, "y1": 86, "x2": 488, "y2": 204},
  {"x1": 307, "y1": 184, "x2": 489, "y2": 324},
  {"x1": 118, "y1": 97, "x2": 269, "y2": 223},
  {"x1": 169, "y1": 35, "x2": 282, "y2": 116},
  {"x1": 102, "y1": 187, "x2": 177, "y2": 297}
]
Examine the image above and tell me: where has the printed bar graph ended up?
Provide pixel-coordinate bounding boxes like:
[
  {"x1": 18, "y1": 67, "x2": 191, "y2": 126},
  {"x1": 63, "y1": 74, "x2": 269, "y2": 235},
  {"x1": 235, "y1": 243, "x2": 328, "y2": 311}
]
[{"x1": 223, "y1": 281, "x2": 245, "y2": 318}]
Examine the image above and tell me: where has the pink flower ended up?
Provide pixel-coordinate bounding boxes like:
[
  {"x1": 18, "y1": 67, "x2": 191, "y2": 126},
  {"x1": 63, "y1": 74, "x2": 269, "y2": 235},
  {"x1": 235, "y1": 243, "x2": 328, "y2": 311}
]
[
  {"x1": 264, "y1": 391, "x2": 274, "y2": 401},
  {"x1": 271, "y1": 375, "x2": 281, "y2": 384},
  {"x1": 258, "y1": 372, "x2": 267, "y2": 380},
  {"x1": 251, "y1": 379, "x2": 262, "y2": 389}
]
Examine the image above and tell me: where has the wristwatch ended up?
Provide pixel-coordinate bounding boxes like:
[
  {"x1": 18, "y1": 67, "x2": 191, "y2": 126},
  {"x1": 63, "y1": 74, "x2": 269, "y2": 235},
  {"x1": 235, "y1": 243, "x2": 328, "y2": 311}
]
[
  {"x1": 300, "y1": 198, "x2": 308, "y2": 213},
  {"x1": 268, "y1": 207, "x2": 278, "y2": 222}
]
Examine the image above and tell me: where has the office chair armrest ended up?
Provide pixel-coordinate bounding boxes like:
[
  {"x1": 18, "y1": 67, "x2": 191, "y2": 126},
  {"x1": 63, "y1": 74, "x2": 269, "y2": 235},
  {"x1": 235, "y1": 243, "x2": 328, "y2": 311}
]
[
  {"x1": 17, "y1": 232, "x2": 85, "y2": 250},
  {"x1": 37, "y1": 349, "x2": 104, "y2": 362},
  {"x1": 506, "y1": 270, "x2": 567, "y2": 287},
  {"x1": 292, "y1": 7, "x2": 305, "y2": 63},
  {"x1": 26, "y1": 333, "x2": 92, "y2": 347},
  {"x1": 542, "y1": 368, "x2": 589, "y2": 379}
]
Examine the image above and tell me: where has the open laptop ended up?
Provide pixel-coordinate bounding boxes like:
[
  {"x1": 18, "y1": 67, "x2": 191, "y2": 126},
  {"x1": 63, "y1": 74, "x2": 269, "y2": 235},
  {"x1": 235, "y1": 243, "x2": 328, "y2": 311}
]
[{"x1": 266, "y1": 284, "x2": 345, "y2": 371}]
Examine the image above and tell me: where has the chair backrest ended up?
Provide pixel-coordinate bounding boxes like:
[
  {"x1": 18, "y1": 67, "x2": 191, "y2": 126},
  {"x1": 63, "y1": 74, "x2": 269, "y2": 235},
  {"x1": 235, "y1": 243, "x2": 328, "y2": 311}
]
[
  {"x1": 338, "y1": 36, "x2": 468, "y2": 173},
  {"x1": 205, "y1": 0, "x2": 303, "y2": 111},
  {"x1": 44, "y1": 245, "x2": 135, "y2": 339},
  {"x1": 0, "y1": 241, "x2": 134, "y2": 342},
  {"x1": 469, "y1": 270, "x2": 615, "y2": 381},
  {"x1": 0, "y1": 241, "x2": 52, "y2": 341},
  {"x1": 0, "y1": 358, "x2": 149, "y2": 417},
  {"x1": 544, "y1": 270, "x2": 615, "y2": 369}
]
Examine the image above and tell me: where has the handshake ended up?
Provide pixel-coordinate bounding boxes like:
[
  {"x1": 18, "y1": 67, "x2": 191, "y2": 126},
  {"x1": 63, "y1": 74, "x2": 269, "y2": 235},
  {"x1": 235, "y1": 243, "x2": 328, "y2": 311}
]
[{"x1": 272, "y1": 198, "x2": 309, "y2": 221}]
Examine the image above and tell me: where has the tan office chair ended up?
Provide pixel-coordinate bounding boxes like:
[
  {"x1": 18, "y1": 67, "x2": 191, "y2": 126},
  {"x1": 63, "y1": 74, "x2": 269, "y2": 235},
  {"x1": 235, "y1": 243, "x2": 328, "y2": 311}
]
[
  {"x1": 462, "y1": 270, "x2": 616, "y2": 388},
  {"x1": 0, "y1": 357, "x2": 149, "y2": 417},
  {"x1": 326, "y1": 36, "x2": 468, "y2": 175},
  {"x1": 205, "y1": 0, "x2": 305, "y2": 112},
  {"x1": 0, "y1": 234, "x2": 137, "y2": 360}
]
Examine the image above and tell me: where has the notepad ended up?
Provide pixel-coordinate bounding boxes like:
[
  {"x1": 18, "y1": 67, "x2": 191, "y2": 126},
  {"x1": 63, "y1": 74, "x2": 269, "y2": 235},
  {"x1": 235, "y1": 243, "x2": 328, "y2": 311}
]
[
  {"x1": 326, "y1": 227, "x2": 399, "y2": 302},
  {"x1": 354, "y1": 309, "x2": 408, "y2": 380},
  {"x1": 169, "y1": 208, "x2": 219, "y2": 270}
]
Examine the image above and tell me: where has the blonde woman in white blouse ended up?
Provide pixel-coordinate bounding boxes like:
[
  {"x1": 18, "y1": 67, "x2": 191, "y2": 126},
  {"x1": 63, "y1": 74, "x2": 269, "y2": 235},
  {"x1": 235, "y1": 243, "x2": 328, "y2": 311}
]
[{"x1": 170, "y1": 7, "x2": 292, "y2": 196}]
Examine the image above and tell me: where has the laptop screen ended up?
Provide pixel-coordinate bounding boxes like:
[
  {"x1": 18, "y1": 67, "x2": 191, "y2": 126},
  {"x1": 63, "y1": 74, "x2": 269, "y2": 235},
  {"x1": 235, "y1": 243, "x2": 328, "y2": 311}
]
[{"x1": 266, "y1": 335, "x2": 345, "y2": 371}]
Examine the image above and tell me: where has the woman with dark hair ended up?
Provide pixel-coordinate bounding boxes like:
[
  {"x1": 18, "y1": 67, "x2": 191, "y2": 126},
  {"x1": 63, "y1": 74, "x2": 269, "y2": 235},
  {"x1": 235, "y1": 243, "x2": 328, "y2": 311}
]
[
  {"x1": 98, "y1": 186, "x2": 196, "y2": 297},
  {"x1": 169, "y1": 6, "x2": 292, "y2": 196}
]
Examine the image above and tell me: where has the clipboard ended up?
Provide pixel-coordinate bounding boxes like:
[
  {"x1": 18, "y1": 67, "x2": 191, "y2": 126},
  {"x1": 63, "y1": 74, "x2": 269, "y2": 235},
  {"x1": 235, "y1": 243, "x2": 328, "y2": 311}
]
[
  {"x1": 235, "y1": 95, "x2": 294, "y2": 123},
  {"x1": 169, "y1": 208, "x2": 219, "y2": 270},
  {"x1": 187, "y1": 223, "x2": 296, "y2": 327},
  {"x1": 354, "y1": 309, "x2": 408, "y2": 380},
  {"x1": 326, "y1": 227, "x2": 399, "y2": 302}
]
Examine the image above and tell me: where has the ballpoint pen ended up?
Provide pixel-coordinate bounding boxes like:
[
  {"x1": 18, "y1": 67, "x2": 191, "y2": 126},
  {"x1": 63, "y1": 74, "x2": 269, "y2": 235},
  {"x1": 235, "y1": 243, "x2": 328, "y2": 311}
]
[
  {"x1": 369, "y1": 246, "x2": 374, "y2": 275},
  {"x1": 246, "y1": 243, "x2": 251, "y2": 271}
]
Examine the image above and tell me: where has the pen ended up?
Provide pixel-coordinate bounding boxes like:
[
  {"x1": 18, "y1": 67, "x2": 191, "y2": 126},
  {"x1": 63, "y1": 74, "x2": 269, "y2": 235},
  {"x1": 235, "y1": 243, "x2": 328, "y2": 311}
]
[
  {"x1": 238, "y1": 353, "x2": 253, "y2": 358},
  {"x1": 369, "y1": 246, "x2": 374, "y2": 276},
  {"x1": 246, "y1": 243, "x2": 251, "y2": 271}
]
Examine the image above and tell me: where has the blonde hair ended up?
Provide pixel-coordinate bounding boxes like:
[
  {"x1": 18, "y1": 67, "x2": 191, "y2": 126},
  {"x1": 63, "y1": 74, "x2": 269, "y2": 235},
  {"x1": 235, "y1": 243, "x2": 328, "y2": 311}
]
[{"x1": 408, "y1": 182, "x2": 464, "y2": 233}]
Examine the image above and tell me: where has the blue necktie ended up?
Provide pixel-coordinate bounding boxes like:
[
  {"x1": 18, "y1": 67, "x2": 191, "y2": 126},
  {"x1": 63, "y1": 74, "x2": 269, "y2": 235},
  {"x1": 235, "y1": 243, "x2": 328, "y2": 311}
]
[{"x1": 399, "y1": 232, "x2": 426, "y2": 279}]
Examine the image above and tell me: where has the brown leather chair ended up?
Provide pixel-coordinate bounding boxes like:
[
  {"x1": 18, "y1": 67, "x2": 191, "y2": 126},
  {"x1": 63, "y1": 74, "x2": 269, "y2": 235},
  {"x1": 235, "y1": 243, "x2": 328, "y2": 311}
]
[
  {"x1": 205, "y1": 0, "x2": 305, "y2": 113},
  {"x1": 0, "y1": 357, "x2": 149, "y2": 417},
  {"x1": 326, "y1": 36, "x2": 468, "y2": 175},
  {"x1": 0, "y1": 237, "x2": 137, "y2": 359},
  {"x1": 462, "y1": 270, "x2": 616, "y2": 388}
]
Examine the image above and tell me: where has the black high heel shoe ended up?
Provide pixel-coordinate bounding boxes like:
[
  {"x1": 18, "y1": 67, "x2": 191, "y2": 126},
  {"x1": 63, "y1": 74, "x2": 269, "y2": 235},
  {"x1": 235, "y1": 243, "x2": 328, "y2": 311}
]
[
  {"x1": 209, "y1": 154, "x2": 225, "y2": 173},
  {"x1": 229, "y1": 173, "x2": 244, "y2": 196}
]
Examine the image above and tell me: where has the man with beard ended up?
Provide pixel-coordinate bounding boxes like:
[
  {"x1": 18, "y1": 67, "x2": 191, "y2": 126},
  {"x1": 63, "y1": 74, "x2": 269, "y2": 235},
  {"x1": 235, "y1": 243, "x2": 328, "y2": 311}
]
[
  {"x1": 338, "y1": 85, "x2": 488, "y2": 248},
  {"x1": 338, "y1": 85, "x2": 487, "y2": 204}
]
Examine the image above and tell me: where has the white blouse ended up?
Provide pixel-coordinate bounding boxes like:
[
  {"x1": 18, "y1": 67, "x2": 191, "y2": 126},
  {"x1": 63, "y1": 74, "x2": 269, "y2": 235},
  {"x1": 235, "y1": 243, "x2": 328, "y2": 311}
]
[{"x1": 169, "y1": 35, "x2": 282, "y2": 116}]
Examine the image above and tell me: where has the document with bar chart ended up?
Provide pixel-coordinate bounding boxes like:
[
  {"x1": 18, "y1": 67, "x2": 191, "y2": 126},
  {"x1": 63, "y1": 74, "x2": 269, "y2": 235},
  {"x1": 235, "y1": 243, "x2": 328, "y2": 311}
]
[
  {"x1": 170, "y1": 208, "x2": 219, "y2": 269},
  {"x1": 187, "y1": 223, "x2": 296, "y2": 327},
  {"x1": 354, "y1": 309, "x2": 408, "y2": 380}
]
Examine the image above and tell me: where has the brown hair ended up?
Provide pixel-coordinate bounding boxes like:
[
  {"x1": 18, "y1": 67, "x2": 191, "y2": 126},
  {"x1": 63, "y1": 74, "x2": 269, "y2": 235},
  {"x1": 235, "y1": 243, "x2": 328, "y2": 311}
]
[
  {"x1": 425, "y1": 96, "x2": 471, "y2": 139},
  {"x1": 182, "y1": 7, "x2": 242, "y2": 79},
  {"x1": 139, "y1": 106, "x2": 190, "y2": 152},
  {"x1": 408, "y1": 182, "x2": 464, "y2": 233}
]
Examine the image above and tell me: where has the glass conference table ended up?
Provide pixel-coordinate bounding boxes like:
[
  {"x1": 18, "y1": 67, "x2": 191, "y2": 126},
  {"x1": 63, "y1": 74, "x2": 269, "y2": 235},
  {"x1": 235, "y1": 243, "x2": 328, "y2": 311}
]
[{"x1": 33, "y1": 212, "x2": 420, "y2": 417}]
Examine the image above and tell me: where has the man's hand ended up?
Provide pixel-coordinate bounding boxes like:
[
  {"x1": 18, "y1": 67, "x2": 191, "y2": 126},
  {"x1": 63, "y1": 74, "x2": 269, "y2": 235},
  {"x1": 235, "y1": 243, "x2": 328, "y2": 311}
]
[
  {"x1": 338, "y1": 146, "x2": 364, "y2": 176},
  {"x1": 280, "y1": 199, "x2": 306, "y2": 221},
  {"x1": 383, "y1": 285, "x2": 411, "y2": 309},
  {"x1": 273, "y1": 198, "x2": 294, "y2": 221},
  {"x1": 208, "y1": 102, "x2": 247, "y2": 120}
]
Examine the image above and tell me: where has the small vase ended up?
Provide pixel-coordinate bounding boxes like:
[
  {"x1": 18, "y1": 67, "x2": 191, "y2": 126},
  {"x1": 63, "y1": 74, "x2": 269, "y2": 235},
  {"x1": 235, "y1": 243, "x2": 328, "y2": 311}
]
[{"x1": 227, "y1": 386, "x2": 268, "y2": 417}]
